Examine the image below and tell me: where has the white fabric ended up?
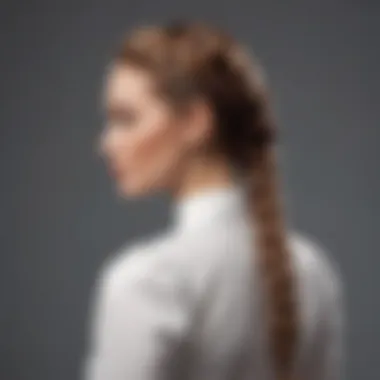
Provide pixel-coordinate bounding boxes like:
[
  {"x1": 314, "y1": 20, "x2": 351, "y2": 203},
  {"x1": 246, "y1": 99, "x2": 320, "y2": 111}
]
[{"x1": 82, "y1": 184, "x2": 344, "y2": 380}]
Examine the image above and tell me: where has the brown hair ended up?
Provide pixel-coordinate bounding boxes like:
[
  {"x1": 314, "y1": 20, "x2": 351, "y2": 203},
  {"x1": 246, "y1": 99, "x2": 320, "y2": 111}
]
[{"x1": 115, "y1": 21, "x2": 299, "y2": 380}]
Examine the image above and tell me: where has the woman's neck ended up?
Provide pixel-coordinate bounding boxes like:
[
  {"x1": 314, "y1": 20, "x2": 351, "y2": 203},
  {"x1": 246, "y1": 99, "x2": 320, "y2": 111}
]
[{"x1": 172, "y1": 155, "x2": 238, "y2": 201}]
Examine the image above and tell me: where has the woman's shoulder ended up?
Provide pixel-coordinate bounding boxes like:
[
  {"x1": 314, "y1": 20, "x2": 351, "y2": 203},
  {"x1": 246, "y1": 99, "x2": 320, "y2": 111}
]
[
  {"x1": 95, "y1": 229, "x2": 194, "y2": 296},
  {"x1": 95, "y1": 226, "x2": 230, "y2": 308},
  {"x1": 289, "y1": 231, "x2": 344, "y2": 303}
]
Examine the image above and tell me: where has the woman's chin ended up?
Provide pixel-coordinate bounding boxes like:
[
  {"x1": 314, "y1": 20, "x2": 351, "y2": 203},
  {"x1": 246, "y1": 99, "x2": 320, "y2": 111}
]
[{"x1": 115, "y1": 180, "x2": 153, "y2": 199}]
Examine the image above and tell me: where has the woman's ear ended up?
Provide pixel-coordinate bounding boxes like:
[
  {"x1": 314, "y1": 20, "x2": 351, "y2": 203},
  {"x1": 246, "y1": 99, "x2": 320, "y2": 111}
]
[{"x1": 180, "y1": 98, "x2": 214, "y2": 149}]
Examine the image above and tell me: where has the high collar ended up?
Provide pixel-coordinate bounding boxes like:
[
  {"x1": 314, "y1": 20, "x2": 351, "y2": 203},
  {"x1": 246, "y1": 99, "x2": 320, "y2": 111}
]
[{"x1": 172, "y1": 183, "x2": 246, "y2": 232}]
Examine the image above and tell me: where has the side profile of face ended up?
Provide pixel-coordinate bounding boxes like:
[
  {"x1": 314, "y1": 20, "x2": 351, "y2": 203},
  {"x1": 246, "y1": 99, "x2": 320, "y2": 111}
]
[{"x1": 100, "y1": 63, "x2": 211, "y2": 198}]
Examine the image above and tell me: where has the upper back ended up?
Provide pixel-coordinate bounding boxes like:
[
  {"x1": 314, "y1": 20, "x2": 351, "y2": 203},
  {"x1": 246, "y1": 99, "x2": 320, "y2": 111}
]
[
  {"x1": 101, "y1": 188, "x2": 343, "y2": 380},
  {"x1": 160, "y1": 204, "x2": 344, "y2": 380}
]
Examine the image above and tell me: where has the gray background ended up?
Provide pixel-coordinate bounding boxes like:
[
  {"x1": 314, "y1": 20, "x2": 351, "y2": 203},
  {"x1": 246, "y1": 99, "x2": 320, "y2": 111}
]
[{"x1": 0, "y1": 0, "x2": 378, "y2": 379}]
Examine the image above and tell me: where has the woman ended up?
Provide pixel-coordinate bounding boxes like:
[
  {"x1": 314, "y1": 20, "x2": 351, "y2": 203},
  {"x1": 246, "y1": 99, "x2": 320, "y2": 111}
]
[{"x1": 83, "y1": 22, "x2": 344, "y2": 380}]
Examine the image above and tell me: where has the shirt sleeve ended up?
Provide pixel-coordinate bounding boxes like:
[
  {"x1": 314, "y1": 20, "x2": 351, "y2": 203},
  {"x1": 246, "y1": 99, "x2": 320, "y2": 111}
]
[{"x1": 82, "y1": 247, "x2": 192, "y2": 380}]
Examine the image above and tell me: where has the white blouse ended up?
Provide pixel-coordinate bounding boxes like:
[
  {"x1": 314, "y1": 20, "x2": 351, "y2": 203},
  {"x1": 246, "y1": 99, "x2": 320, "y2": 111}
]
[{"x1": 82, "y1": 185, "x2": 344, "y2": 380}]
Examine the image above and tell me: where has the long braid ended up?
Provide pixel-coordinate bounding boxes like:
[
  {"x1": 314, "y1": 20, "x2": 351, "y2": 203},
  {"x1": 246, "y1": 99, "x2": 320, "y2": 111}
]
[
  {"x1": 249, "y1": 145, "x2": 299, "y2": 380},
  {"x1": 236, "y1": 47, "x2": 300, "y2": 379}
]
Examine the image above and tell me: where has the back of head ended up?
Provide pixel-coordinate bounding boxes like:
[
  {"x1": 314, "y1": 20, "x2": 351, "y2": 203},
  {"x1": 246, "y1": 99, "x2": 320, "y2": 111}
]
[{"x1": 115, "y1": 21, "x2": 299, "y2": 380}]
